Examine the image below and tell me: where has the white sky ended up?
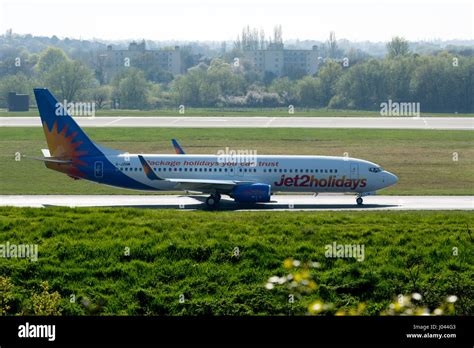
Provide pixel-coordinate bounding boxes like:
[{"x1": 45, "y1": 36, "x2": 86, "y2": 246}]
[{"x1": 0, "y1": 0, "x2": 472, "y2": 42}]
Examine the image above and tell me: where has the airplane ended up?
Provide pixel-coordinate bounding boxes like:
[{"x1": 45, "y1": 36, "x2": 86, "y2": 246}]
[{"x1": 33, "y1": 88, "x2": 398, "y2": 208}]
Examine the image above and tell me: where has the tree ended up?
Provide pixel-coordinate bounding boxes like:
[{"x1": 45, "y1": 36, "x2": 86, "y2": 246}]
[
  {"x1": 327, "y1": 31, "x2": 338, "y2": 58},
  {"x1": 90, "y1": 85, "x2": 112, "y2": 109},
  {"x1": 387, "y1": 37, "x2": 410, "y2": 58},
  {"x1": 37, "y1": 47, "x2": 68, "y2": 75},
  {"x1": 171, "y1": 63, "x2": 218, "y2": 107},
  {"x1": 112, "y1": 68, "x2": 150, "y2": 109},
  {"x1": 273, "y1": 25, "x2": 283, "y2": 45},
  {"x1": 207, "y1": 59, "x2": 245, "y2": 97},
  {"x1": 42, "y1": 60, "x2": 95, "y2": 101},
  {"x1": 334, "y1": 60, "x2": 387, "y2": 110},
  {"x1": 269, "y1": 77, "x2": 299, "y2": 104},
  {"x1": 318, "y1": 60, "x2": 343, "y2": 105},
  {"x1": 297, "y1": 77, "x2": 324, "y2": 107}
]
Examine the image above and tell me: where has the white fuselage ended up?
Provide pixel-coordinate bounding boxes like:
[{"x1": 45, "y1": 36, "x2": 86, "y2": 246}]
[{"x1": 103, "y1": 153, "x2": 398, "y2": 194}]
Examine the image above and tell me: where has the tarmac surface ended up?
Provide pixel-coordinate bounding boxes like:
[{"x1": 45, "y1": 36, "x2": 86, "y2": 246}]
[
  {"x1": 1, "y1": 116, "x2": 473, "y2": 130},
  {"x1": 1, "y1": 194, "x2": 472, "y2": 211}
]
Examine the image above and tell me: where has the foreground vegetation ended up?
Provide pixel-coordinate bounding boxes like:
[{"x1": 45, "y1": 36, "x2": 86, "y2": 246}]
[
  {"x1": 0, "y1": 208, "x2": 472, "y2": 315},
  {"x1": 0, "y1": 127, "x2": 472, "y2": 195}
]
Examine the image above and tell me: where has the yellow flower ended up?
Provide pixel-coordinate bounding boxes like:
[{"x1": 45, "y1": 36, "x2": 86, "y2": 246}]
[{"x1": 283, "y1": 258, "x2": 294, "y2": 269}]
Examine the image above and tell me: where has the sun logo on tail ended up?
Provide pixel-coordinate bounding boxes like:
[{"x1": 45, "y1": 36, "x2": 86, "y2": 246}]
[{"x1": 42, "y1": 121, "x2": 88, "y2": 177}]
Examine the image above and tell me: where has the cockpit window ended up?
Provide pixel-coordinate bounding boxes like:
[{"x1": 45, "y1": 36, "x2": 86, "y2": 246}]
[{"x1": 369, "y1": 167, "x2": 383, "y2": 173}]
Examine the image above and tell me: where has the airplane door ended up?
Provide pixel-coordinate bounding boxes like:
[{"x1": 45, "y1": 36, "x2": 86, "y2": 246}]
[
  {"x1": 350, "y1": 163, "x2": 359, "y2": 180},
  {"x1": 94, "y1": 161, "x2": 104, "y2": 178}
]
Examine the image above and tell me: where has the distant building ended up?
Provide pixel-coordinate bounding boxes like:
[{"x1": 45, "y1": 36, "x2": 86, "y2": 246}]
[
  {"x1": 98, "y1": 41, "x2": 182, "y2": 82},
  {"x1": 243, "y1": 43, "x2": 320, "y2": 77}
]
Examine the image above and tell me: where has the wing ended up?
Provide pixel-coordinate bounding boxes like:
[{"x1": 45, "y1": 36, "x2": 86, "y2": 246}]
[
  {"x1": 138, "y1": 155, "x2": 252, "y2": 193},
  {"x1": 167, "y1": 178, "x2": 252, "y2": 193}
]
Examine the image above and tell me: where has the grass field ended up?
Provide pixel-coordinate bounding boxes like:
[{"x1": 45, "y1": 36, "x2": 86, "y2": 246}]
[
  {"x1": 0, "y1": 127, "x2": 473, "y2": 195},
  {"x1": 1, "y1": 108, "x2": 472, "y2": 117},
  {"x1": 0, "y1": 208, "x2": 472, "y2": 316}
]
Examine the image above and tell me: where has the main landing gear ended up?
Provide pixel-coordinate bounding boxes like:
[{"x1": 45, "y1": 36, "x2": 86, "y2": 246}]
[
  {"x1": 356, "y1": 195, "x2": 363, "y2": 206},
  {"x1": 205, "y1": 193, "x2": 221, "y2": 208}
]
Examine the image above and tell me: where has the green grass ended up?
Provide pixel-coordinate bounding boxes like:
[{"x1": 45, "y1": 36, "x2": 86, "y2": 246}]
[
  {"x1": 0, "y1": 208, "x2": 472, "y2": 315},
  {"x1": 1, "y1": 108, "x2": 472, "y2": 117},
  {"x1": 0, "y1": 127, "x2": 473, "y2": 195}
]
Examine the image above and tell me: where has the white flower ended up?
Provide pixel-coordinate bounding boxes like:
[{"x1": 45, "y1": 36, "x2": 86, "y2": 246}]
[
  {"x1": 447, "y1": 295, "x2": 458, "y2": 303},
  {"x1": 268, "y1": 276, "x2": 280, "y2": 283}
]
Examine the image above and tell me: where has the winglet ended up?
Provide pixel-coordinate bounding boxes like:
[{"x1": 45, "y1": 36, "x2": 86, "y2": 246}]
[
  {"x1": 172, "y1": 139, "x2": 185, "y2": 154},
  {"x1": 138, "y1": 155, "x2": 163, "y2": 181}
]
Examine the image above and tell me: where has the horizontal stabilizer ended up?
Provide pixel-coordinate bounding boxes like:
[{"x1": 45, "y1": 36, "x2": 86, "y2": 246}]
[{"x1": 28, "y1": 156, "x2": 72, "y2": 164}]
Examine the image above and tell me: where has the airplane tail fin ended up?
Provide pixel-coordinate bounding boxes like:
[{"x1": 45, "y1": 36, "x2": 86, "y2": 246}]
[
  {"x1": 34, "y1": 88, "x2": 102, "y2": 159},
  {"x1": 172, "y1": 139, "x2": 185, "y2": 154}
]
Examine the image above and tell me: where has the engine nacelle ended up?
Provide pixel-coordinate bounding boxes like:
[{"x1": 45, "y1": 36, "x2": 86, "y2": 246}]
[{"x1": 232, "y1": 183, "x2": 271, "y2": 203}]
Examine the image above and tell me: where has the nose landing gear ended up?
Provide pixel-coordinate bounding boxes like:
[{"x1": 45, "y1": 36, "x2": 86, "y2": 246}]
[{"x1": 356, "y1": 195, "x2": 363, "y2": 205}]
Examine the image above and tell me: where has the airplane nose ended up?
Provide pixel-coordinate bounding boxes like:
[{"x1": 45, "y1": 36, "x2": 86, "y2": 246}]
[{"x1": 384, "y1": 172, "x2": 398, "y2": 186}]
